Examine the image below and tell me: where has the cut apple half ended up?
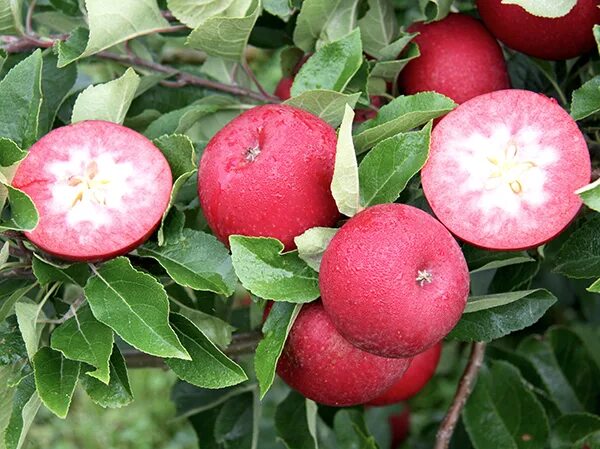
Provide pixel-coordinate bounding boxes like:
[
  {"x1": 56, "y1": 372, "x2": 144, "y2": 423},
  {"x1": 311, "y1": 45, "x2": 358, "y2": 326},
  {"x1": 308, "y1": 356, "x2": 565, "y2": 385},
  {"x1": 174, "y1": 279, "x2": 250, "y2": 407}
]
[
  {"x1": 422, "y1": 89, "x2": 591, "y2": 250},
  {"x1": 12, "y1": 121, "x2": 172, "y2": 262}
]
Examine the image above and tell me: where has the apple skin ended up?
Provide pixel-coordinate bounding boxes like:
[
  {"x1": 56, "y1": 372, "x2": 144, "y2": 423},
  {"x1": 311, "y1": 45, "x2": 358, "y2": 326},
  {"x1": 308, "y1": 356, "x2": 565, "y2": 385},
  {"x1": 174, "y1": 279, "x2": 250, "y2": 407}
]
[
  {"x1": 12, "y1": 120, "x2": 172, "y2": 262},
  {"x1": 367, "y1": 343, "x2": 442, "y2": 406},
  {"x1": 398, "y1": 13, "x2": 510, "y2": 104},
  {"x1": 389, "y1": 407, "x2": 411, "y2": 449},
  {"x1": 198, "y1": 104, "x2": 339, "y2": 250},
  {"x1": 320, "y1": 204, "x2": 469, "y2": 358},
  {"x1": 276, "y1": 301, "x2": 411, "y2": 407},
  {"x1": 477, "y1": 0, "x2": 600, "y2": 60}
]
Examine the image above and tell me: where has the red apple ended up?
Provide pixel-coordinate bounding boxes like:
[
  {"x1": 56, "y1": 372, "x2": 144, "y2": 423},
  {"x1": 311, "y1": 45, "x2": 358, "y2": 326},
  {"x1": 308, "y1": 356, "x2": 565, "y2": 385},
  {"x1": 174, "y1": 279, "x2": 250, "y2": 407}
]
[
  {"x1": 368, "y1": 343, "x2": 442, "y2": 406},
  {"x1": 421, "y1": 89, "x2": 591, "y2": 250},
  {"x1": 12, "y1": 120, "x2": 172, "y2": 262},
  {"x1": 477, "y1": 0, "x2": 600, "y2": 60},
  {"x1": 277, "y1": 301, "x2": 411, "y2": 406},
  {"x1": 198, "y1": 104, "x2": 339, "y2": 250},
  {"x1": 389, "y1": 407, "x2": 411, "y2": 448},
  {"x1": 320, "y1": 204, "x2": 469, "y2": 358},
  {"x1": 398, "y1": 13, "x2": 510, "y2": 104}
]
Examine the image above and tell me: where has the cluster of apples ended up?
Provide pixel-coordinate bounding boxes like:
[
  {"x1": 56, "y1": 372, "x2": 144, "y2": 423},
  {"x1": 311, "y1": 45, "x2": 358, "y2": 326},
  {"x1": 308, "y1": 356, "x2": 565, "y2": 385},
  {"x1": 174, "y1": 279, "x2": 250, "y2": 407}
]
[{"x1": 10, "y1": 0, "x2": 597, "y2": 434}]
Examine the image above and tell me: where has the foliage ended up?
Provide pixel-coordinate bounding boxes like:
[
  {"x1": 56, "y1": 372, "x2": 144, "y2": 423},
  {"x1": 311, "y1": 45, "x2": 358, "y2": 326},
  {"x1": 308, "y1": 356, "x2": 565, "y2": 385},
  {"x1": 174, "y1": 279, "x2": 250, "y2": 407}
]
[{"x1": 0, "y1": 0, "x2": 599, "y2": 448}]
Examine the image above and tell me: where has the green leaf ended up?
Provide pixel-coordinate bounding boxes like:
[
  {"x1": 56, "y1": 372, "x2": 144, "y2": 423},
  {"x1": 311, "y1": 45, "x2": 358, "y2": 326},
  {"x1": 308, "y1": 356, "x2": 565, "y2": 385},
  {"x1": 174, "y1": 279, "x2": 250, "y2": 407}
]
[
  {"x1": 138, "y1": 229, "x2": 236, "y2": 297},
  {"x1": 448, "y1": 289, "x2": 557, "y2": 342},
  {"x1": 576, "y1": 178, "x2": 600, "y2": 213},
  {"x1": 0, "y1": 241, "x2": 9, "y2": 266},
  {"x1": 463, "y1": 361, "x2": 549, "y2": 449},
  {"x1": 172, "y1": 303, "x2": 234, "y2": 349},
  {"x1": 517, "y1": 336, "x2": 584, "y2": 414},
  {"x1": 0, "y1": 139, "x2": 26, "y2": 168},
  {"x1": 551, "y1": 414, "x2": 600, "y2": 449},
  {"x1": 571, "y1": 76, "x2": 600, "y2": 121},
  {"x1": 152, "y1": 134, "x2": 196, "y2": 179},
  {"x1": 263, "y1": 0, "x2": 294, "y2": 21},
  {"x1": 71, "y1": 68, "x2": 140, "y2": 124},
  {"x1": 359, "y1": 122, "x2": 431, "y2": 207},
  {"x1": 38, "y1": 51, "x2": 77, "y2": 137},
  {"x1": 31, "y1": 256, "x2": 89, "y2": 286},
  {"x1": 0, "y1": 318, "x2": 27, "y2": 366},
  {"x1": 80, "y1": 345, "x2": 133, "y2": 408},
  {"x1": 165, "y1": 314, "x2": 247, "y2": 389},
  {"x1": 32, "y1": 347, "x2": 80, "y2": 419},
  {"x1": 334, "y1": 409, "x2": 378, "y2": 449},
  {"x1": 84, "y1": 257, "x2": 190, "y2": 360},
  {"x1": 230, "y1": 236, "x2": 320, "y2": 303},
  {"x1": 255, "y1": 301, "x2": 301, "y2": 398},
  {"x1": 463, "y1": 245, "x2": 534, "y2": 273},
  {"x1": 167, "y1": 0, "x2": 250, "y2": 28},
  {"x1": 0, "y1": 181, "x2": 39, "y2": 233},
  {"x1": 489, "y1": 261, "x2": 541, "y2": 294},
  {"x1": 214, "y1": 392, "x2": 257, "y2": 448},
  {"x1": 275, "y1": 391, "x2": 318, "y2": 449},
  {"x1": 596, "y1": 25, "x2": 600, "y2": 54},
  {"x1": 368, "y1": 44, "x2": 419, "y2": 81},
  {"x1": 14, "y1": 300, "x2": 46, "y2": 360},
  {"x1": 0, "y1": 0, "x2": 24, "y2": 35},
  {"x1": 419, "y1": 0, "x2": 453, "y2": 21},
  {"x1": 331, "y1": 104, "x2": 360, "y2": 217},
  {"x1": 186, "y1": 0, "x2": 260, "y2": 61},
  {"x1": 357, "y1": 0, "x2": 398, "y2": 58},
  {"x1": 56, "y1": 0, "x2": 170, "y2": 66},
  {"x1": 4, "y1": 373, "x2": 41, "y2": 449},
  {"x1": 293, "y1": 0, "x2": 357, "y2": 52},
  {"x1": 500, "y1": 0, "x2": 576, "y2": 18},
  {"x1": 292, "y1": 29, "x2": 363, "y2": 96},
  {"x1": 50, "y1": 305, "x2": 114, "y2": 384},
  {"x1": 353, "y1": 92, "x2": 456, "y2": 153},
  {"x1": 554, "y1": 216, "x2": 600, "y2": 279},
  {"x1": 294, "y1": 227, "x2": 338, "y2": 272},
  {"x1": 284, "y1": 90, "x2": 361, "y2": 128},
  {"x1": 0, "y1": 281, "x2": 36, "y2": 323},
  {"x1": 0, "y1": 366, "x2": 17, "y2": 445},
  {"x1": 0, "y1": 50, "x2": 43, "y2": 149}
]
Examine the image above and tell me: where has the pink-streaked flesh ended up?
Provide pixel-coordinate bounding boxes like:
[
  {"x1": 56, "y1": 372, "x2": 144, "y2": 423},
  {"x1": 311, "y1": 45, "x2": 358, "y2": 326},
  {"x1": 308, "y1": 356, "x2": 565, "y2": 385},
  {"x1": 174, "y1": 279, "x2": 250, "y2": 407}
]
[
  {"x1": 421, "y1": 89, "x2": 591, "y2": 250},
  {"x1": 277, "y1": 301, "x2": 411, "y2": 407},
  {"x1": 198, "y1": 104, "x2": 339, "y2": 251},
  {"x1": 12, "y1": 120, "x2": 172, "y2": 262},
  {"x1": 320, "y1": 204, "x2": 469, "y2": 359}
]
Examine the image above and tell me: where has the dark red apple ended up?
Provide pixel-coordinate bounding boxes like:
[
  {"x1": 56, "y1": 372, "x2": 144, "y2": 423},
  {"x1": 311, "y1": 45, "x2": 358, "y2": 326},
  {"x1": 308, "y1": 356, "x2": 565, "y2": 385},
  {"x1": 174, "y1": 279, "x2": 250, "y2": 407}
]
[
  {"x1": 389, "y1": 407, "x2": 411, "y2": 449},
  {"x1": 368, "y1": 343, "x2": 442, "y2": 406},
  {"x1": 198, "y1": 105, "x2": 339, "y2": 250},
  {"x1": 277, "y1": 301, "x2": 411, "y2": 406},
  {"x1": 398, "y1": 13, "x2": 510, "y2": 104},
  {"x1": 421, "y1": 89, "x2": 591, "y2": 250},
  {"x1": 477, "y1": 0, "x2": 600, "y2": 60},
  {"x1": 320, "y1": 204, "x2": 469, "y2": 358},
  {"x1": 12, "y1": 120, "x2": 172, "y2": 262}
]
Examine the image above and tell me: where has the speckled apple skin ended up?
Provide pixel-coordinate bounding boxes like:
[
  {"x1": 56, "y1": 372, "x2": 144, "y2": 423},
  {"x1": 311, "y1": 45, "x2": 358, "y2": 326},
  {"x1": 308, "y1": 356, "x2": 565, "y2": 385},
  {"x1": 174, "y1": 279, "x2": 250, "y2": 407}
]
[
  {"x1": 12, "y1": 121, "x2": 172, "y2": 262},
  {"x1": 198, "y1": 104, "x2": 339, "y2": 250},
  {"x1": 277, "y1": 301, "x2": 411, "y2": 406},
  {"x1": 368, "y1": 343, "x2": 442, "y2": 405},
  {"x1": 477, "y1": 0, "x2": 600, "y2": 60},
  {"x1": 398, "y1": 13, "x2": 510, "y2": 104},
  {"x1": 320, "y1": 204, "x2": 469, "y2": 358}
]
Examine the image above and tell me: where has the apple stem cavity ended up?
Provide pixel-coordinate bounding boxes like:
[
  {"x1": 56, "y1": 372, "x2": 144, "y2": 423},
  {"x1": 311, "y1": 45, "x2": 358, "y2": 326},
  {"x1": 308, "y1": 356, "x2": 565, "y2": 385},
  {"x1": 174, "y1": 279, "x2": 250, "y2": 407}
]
[
  {"x1": 416, "y1": 269, "x2": 433, "y2": 287},
  {"x1": 244, "y1": 146, "x2": 261, "y2": 162}
]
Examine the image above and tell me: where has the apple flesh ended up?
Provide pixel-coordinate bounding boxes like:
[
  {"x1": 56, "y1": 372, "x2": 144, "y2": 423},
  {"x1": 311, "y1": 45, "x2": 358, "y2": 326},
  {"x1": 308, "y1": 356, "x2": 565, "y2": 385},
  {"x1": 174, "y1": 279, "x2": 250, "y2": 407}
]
[
  {"x1": 12, "y1": 120, "x2": 172, "y2": 262},
  {"x1": 477, "y1": 0, "x2": 600, "y2": 60},
  {"x1": 368, "y1": 343, "x2": 442, "y2": 406},
  {"x1": 421, "y1": 89, "x2": 591, "y2": 251},
  {"x1": 320, "y1": 204, "x2": 469, "y2": 358},
  {"x1": 398, "y1": 13, "x2": 510, "y2": 104},
  {"x1": 198, "y1": 104, "x2": 339, "y2": 250},
  {"x1": 276, "y1": 301, "x2": 411, "y2": 407}
]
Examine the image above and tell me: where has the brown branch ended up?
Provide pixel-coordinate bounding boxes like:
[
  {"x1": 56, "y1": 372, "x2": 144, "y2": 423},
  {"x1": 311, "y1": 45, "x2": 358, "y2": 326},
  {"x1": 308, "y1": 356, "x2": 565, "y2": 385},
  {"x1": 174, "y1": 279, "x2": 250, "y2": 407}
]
[
  {"x1": 434, "y1": 342, "x2": 487, "y2": 449},
  {"x1": 241, "y1": 60, "x2": 272, "y2": 100},
  {"x1": 25, "y1": 0, "x2": 37, "y2": 36},
  {"x1": 122, "y1": 331, "x2": 262, "y2": 369},
  {"x1": 2, "y1": 34, "x2": 280, "y2": 104}
]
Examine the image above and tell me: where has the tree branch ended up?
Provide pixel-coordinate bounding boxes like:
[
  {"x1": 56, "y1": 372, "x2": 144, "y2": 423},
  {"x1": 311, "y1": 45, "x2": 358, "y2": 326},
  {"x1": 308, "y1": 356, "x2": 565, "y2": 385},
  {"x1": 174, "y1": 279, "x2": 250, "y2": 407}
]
[
  {"x1": 2, "y1": 34, "x2": 280, "y2": 104},
  {"x1": 434, "y1": 342, "x2": 487, "y2": 449},
  {"x1": 122, "y1": 331, "x2": 262, "y2": 368}
]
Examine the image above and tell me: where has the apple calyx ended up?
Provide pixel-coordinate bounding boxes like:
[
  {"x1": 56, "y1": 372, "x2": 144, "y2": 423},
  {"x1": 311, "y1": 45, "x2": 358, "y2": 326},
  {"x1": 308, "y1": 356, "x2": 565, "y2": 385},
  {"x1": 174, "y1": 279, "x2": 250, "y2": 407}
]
[{"x1": 415, "y1": 269, "x2": 433, "y2": 287}]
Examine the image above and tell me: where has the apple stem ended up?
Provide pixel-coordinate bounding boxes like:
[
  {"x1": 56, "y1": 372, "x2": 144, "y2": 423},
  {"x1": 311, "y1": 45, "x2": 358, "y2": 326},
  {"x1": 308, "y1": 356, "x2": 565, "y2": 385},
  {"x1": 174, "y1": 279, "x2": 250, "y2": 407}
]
[{"x1": 434, "y1": 342, "x2": 487, "y2": 449}]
